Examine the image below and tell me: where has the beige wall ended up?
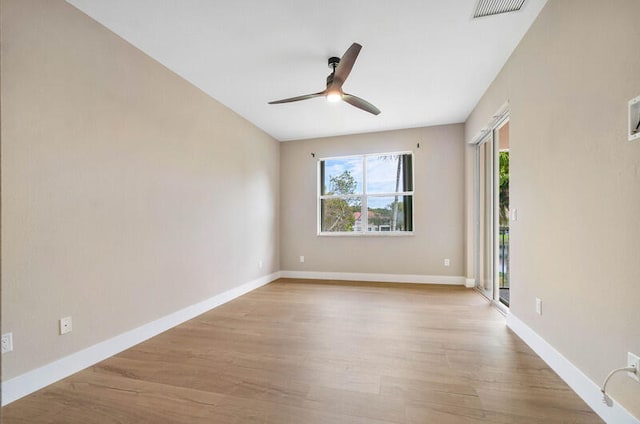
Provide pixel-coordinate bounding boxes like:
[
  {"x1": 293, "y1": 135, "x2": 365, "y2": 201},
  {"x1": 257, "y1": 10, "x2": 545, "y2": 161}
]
[
  {"x1": 280, "y1": 125, "x2": 466, "y2": 277},
  {"x1": 1, "y1": 0, "x2": 279, "y2": 380},
  {"x1": 6, "y1": 0, "x2": 639, "y2": 415},
  {"x1": 465, "y1": 0, "x2": 640, "y2": 416}
]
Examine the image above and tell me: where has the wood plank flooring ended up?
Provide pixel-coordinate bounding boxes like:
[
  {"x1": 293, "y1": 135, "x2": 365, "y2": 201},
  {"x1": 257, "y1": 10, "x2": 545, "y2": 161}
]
[{"x1": 2, "y1": 279, "x2": 603, "y2": 423}]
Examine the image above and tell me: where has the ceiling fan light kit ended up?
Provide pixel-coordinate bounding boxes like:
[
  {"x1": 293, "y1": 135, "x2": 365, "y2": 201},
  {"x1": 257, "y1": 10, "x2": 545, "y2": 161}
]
[
  {"x1": 268, "y1": 42, "x2": 381, "y2": 115},
  {"x1": 326, "y1": 91, "x2": 342, "y2": 103}
]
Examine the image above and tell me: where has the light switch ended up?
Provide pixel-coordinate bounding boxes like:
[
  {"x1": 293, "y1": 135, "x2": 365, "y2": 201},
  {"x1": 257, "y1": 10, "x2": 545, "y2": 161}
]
[
  {"x1": 629, "y1": 96, "x2": 640, "y2": 141},
  {"x1": 59, "y1": 317, "x2": 72, "y2": 335}
]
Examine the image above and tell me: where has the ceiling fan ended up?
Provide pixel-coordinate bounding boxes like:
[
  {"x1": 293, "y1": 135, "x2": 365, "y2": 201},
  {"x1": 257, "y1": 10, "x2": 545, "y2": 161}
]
[{"x1": 268, "y1": 42, "x2": 381, "y2": 115}]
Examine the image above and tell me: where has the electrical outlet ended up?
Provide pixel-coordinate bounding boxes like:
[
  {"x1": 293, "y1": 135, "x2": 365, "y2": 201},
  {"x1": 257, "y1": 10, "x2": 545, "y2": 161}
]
[
  {"x1": 299, "y1": 255, "x2": 305, "y2": 263},
  {"x1": 1, "y1": 333, "x2": 13, "y2": 353},
  {"x1": 444, "y1": 258, "x2": 450, "y2": 267},
  {"x1": 535, "y1": 298, "x2": 542, "y2": 315},
  {"x1": 59, "y1": 316, "x2": 72, "y2": 335},
  {"x1": 628, "y1": 352, "x2": 640, "y2": 382}
]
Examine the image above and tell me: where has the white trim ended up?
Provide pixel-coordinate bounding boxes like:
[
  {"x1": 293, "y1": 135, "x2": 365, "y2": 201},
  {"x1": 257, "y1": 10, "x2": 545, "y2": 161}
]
[
  {"x1": 280, "y1": 270, "x2": 465, "y2": 285},
  {"x1": 506, "y1": 313, "x2": 640, "y2": 424},
  {"x1": 629, "y1": 96, "x2": 640, "y2": 142},
  {"x1": 469, "y1": 100, "x2": 510, "y2": 145},
  {"x1": 465, "y1": 278, "x2": 476, "y2": 288},
  {"x1": 492, "y1": 299, "x2": 508, "y2": 316},
  {"x1": 1, "y1": 272, "x2": 281, "y2": 406},
  {"x1": 317, "y1": 231, "x2": 414, "y2": 237}
]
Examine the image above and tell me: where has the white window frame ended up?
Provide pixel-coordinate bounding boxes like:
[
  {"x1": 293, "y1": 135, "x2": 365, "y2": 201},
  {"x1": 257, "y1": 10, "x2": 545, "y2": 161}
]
[{"x1": 317, "y1": 151, "x2": 415, "y2": 236}]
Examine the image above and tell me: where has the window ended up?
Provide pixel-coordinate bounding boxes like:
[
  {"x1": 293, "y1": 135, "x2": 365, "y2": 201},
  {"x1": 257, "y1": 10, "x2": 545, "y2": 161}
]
[{"x1": 318, "y1": 152, "x2": 414, "y2": 235}]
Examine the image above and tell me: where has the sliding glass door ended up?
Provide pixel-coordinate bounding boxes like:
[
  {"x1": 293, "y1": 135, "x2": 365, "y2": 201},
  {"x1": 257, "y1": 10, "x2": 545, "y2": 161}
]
[
  {"x1": 497, "y1": 121, "x2": 510, "y2": 307},
  {"x1": 477, "y1": 134, "x2": 495, "y2": 300},
  {"x1": 475, "y1": 116, "x2": 510, "y2": 309}
]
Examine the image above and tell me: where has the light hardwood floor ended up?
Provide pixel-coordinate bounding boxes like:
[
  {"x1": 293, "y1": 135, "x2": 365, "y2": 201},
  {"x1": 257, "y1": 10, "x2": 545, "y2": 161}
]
[{"x1": 3, "y1": 279, "x2": 603, "y2": 423}]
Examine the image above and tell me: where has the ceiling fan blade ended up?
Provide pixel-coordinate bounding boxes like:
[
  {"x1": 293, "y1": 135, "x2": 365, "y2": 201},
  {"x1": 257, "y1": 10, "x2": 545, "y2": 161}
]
[
  {"x1": 333, "y1": 42, "x2": 362, "y2": 86},
  {"x1": 342, "y1": 93, "x2": 381, "y2": 115},
  {"x1": 268, "y1": 91, "x2": 325, "y2": 104}
]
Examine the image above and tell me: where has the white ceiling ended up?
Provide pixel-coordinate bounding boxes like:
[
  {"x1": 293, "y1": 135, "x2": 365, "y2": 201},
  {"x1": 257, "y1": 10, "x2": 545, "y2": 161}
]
[{"x1": 65, "y1": 0, "x2": 547, "y2": 141}]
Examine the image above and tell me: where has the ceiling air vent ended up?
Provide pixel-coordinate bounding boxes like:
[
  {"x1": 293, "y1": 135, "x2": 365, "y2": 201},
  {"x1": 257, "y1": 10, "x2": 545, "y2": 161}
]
[{"x1": 473, "y1": 0, "x2": 526, "y2": 18}]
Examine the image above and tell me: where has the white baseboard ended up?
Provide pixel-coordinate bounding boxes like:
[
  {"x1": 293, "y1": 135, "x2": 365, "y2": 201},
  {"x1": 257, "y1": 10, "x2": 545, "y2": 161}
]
[
  {"x1": 506, "y1": 313, "x2": 639, "y2": 424},
  {"x1": 1, "y1": 272, "x2": 281, "y2": 406},
  {"x1": 465, "y1": 278, "x2": 476, "y2": 288},
  {"x1": 280, "y1": 270, "x2": 466, "y2": 285}
]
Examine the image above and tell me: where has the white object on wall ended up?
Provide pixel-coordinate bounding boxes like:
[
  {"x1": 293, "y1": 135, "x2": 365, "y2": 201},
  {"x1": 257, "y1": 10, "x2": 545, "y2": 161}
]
[{"x1": 629, "y1": 96, "x2": 640, "y2": 141}]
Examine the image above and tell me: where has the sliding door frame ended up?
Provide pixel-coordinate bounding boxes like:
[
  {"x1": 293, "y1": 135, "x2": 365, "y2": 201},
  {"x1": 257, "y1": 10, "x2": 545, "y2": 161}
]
[{"x1": 474, "y1": 111, "x2": 510, "y2": 313}]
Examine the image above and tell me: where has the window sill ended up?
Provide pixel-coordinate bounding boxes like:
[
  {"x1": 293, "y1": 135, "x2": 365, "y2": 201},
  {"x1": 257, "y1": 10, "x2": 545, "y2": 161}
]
[{"x1": 317, "y1": 232, "x2": 415, "y2": 237}]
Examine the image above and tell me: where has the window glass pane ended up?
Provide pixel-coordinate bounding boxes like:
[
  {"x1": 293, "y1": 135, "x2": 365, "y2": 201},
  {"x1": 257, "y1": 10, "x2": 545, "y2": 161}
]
[
  {"x1": 366, "y1": 154, "x2": 412, "y2": 193},
  {"x1": 320, "y1": 198, "x2": 361, "y2": 233},
  {"x1": 366, "y1": 195, "x2": 412, "y2": 232},
  {"x1": 321, "y1": 158, "x2": 363, "y2": 195}
]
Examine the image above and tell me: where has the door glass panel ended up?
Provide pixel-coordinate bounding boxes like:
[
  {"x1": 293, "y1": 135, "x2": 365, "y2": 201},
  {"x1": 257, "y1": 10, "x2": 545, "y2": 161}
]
[
  {"x1": 497, "y1": 122, "x2": 510, "y2": 306},
  {"x1": 478, "y1": 138, "x2": 494, "y2": 299}
]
